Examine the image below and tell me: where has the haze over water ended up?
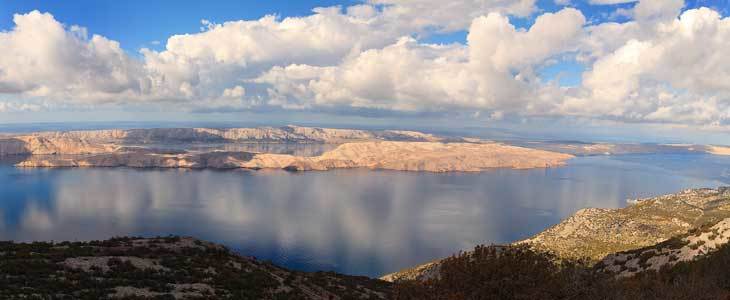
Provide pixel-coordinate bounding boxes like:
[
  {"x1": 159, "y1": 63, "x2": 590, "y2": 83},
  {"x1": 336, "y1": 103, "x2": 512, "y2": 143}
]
[{"x1": 1, "y1": 153, "x2": 729, "y2": 277}]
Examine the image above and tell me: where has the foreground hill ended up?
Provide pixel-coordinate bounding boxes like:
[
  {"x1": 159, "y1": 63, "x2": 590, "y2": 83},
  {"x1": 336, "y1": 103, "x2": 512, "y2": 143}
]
[
  {"x1": 0, "y1": 236, "x2": 391, "y2": 299},
  {"x1": 7, "y1": 223, "x2": 730, "y2": 299},
  {"x1": 390, "y1": 188, "x2": 730, "y2": 299},
  {"x1": 384, "y1": 187, "x2": 730, "y2": 281},
  {"x1": 523, "y1": 187, "x2": 730, "y2": 260},
  {"x1": 392, "y1": 239, "x2": 730, "y2": 300}
]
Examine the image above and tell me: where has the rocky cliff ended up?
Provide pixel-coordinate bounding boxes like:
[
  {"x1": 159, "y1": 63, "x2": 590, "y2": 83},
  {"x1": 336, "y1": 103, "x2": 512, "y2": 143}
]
[
  {"x1": 16, "y1": 141, "x2": 574, "y2": 172},
  {"x1": 14, "y1": 125, "x2": 444, "y2": 147}
]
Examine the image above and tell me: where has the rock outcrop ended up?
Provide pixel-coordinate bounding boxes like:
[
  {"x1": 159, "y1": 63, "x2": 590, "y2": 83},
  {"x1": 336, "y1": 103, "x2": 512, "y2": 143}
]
[
  {"x1": 17, "y1": 125, "x2": 445, "y2": 147},
  {"x1": 708, "y1": 145, "x2": 730, "y2": 155},
  {"x1": 521, "y1": 187, "x2": 730, "y2": 261},
  {"x1": 14, "y1": 135, "x2": 119, "y2": 155},
  {"x1": 598, "y1": 217, "x2": 730, "y2": 277}
]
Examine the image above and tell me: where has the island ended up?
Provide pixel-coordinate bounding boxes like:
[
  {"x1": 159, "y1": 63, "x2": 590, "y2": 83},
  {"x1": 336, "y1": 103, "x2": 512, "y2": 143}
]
[{"x1": 0, "y1": 125, "x2": 573, "y2": 172}]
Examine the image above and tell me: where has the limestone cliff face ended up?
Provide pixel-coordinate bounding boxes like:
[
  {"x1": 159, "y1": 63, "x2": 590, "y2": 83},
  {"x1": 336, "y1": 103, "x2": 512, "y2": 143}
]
[
  {"x1": 0, "y1": 125, "x2": 451, "y2": 157},
  {"x1": 315, "y1": 141, "x2": 571, "y2": 171},
  {"x1": 16, "y1": 152, "x2": 256, "y2": 169},
  {"x1": 15, "y1": 136, "x2": 119, "y2": 155},
  {"x1": 23, "y1": 125, "x2": 445, "y2": 146},
  {"x1": 17, "y1": 141, "x2": 574, "y2": 172},
  {"x1": 0, "y1": 136, "x2": 118, "y2": 155}
]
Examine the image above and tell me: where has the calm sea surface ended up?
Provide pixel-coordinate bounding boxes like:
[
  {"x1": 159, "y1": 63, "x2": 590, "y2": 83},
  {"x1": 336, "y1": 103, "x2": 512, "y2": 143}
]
[{"x1": 1, "y1": 154, "x2": 729, "y2": 277}]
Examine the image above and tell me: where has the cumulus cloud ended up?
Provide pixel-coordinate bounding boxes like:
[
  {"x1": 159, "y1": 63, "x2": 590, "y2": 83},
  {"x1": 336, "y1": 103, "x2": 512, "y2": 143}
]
[
  {"x1": 0, "y1": 101, "x2": 44, "y2": 113},
  {"x1": 0, "y1": 11, "x2": 146, "y2": 102},
  {"x1": 255, "y1": 8, "x2": 585, "y2": 112},
  {"x1": 0, "y1": 1, "x2": 538, "y2": 107},
  {"x1": 558, "y1": 5, "x2": 730, "y2": 126},
  {"x1": 138, "y1": 1, "x2": 538, "y2": 103},
  {"x1": 138, "y1": 6, "x2": 404, "y2": 103},
  {"x1": 633, "y1": 0, "x2": 684, "y2": 21},
  {"x1": 1, "y1": 0, "x2": 730, "y2": 129},
  {"x1": 589, "y1": 0, "x2": 638, "y2": 4},
  {"x1": 368, "y1": 0, "x2": 537, "y2": 32}
]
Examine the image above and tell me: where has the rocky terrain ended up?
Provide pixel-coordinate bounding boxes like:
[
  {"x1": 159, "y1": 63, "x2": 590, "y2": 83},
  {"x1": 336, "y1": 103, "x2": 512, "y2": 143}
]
[
  {"x1": 0, "y1": 125, "x2": 446, "y2": 156},
  {"x1": 522, "y1": 187, "x2": 730, "y2": 260},
  {"x1": 15, "y1": 141, "x2": 572, "y2": 172},
  {"x1": 0, "y1": 125, "x2": 574, "y2": 172},
  {"x1": 384, "y1": 187, "x2": 730, "y2": 281},
  {"x1": 597, "y1": 217, "x2": 730, "y2": 277},
  {"x1": 0, "y1": 236, "x2": 391, "y2": 299},
  {"x1": 4, "y1": 125, "x2": 729, "y2": 172},
  {"x1": 709, "y1": 145, "x2": 730, "y2": 155}
]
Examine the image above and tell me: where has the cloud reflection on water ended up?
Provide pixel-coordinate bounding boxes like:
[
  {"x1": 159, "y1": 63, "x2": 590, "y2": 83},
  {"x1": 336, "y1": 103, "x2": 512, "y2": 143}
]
[{"x1": 0, "y1": 154, "x2": 728, "y2": 276}]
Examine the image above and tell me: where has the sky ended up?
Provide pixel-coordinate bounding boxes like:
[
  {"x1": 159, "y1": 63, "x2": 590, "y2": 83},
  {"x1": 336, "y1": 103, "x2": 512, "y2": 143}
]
[{"x1": 1, "y1": 0, "x2": 730, "y2": 144}]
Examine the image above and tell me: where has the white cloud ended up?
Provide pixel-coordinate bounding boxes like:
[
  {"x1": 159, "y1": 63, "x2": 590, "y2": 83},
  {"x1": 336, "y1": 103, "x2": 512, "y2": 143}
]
[
  {"x1": 1, "y1": 0, "x2": 730, "y2": 130},
  {"x1": 256, "y1": 8, "x2": 586, "y2": 112},
  {"x1": 0, "y1": 11, "x2": 146, "y2": 102},
  {"x1": 138, "y1": 1, "x2": 538, "y2": 103},
  {"x1": 589, "y1": 0, "x2": 638, "y2": 4},
  {"x1": 0, "y1": 101, "x2": 44, "y2": 113},
  {"x1": 557, "y1": 6, "x2": 730, "y2": 125},
  {"x1": 633, "y1": 0, "x2": 684, "y2": 21},
  {"x1": 368, "y1": 0, "x2": 537, "y2": 32}
]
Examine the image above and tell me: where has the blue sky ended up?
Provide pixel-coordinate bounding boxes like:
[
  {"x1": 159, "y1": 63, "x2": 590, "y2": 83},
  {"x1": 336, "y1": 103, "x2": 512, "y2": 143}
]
[
  {"x1": 1, "y1": 0, "x2": 714, "y2": 90},
  {"x1": 1, "y1": 0, "x2": 730, "y2": 144},
  {"x1": 1, "y1": 0, "x2": 359, "y2": 51},
  {"x1": 1, "y1": 0, "x2": 635, "y2": 48},
  {"x1": 0, "y1": 0, "x2": 629, "y2": 97}
]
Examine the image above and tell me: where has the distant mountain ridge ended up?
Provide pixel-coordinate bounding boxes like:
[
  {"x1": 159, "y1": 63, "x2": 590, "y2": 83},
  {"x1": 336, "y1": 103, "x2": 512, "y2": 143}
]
[
  {"x1": 0, "y1": 125, "x2": 448, "y2": 156},
  {"x1": 21, "y1": 125, "x2": 445, "y2": 145}
]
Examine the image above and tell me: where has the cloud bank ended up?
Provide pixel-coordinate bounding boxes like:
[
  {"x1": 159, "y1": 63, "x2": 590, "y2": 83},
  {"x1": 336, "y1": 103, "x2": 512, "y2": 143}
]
[{"x1": 1, "y1": 0, "x2": 729, "y2": 128}]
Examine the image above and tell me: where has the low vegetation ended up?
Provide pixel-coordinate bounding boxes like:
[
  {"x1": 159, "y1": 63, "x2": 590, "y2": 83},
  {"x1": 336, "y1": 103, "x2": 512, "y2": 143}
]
[
  {"x1": 0, "y1": 236, "x2": 391, "y2": 299},
  {"x1": 393, "y1": 243, "x2": 730, "y2": 300},
  {"x1": 5, "y1": 234, "x2": 730, "y2": 299}
]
